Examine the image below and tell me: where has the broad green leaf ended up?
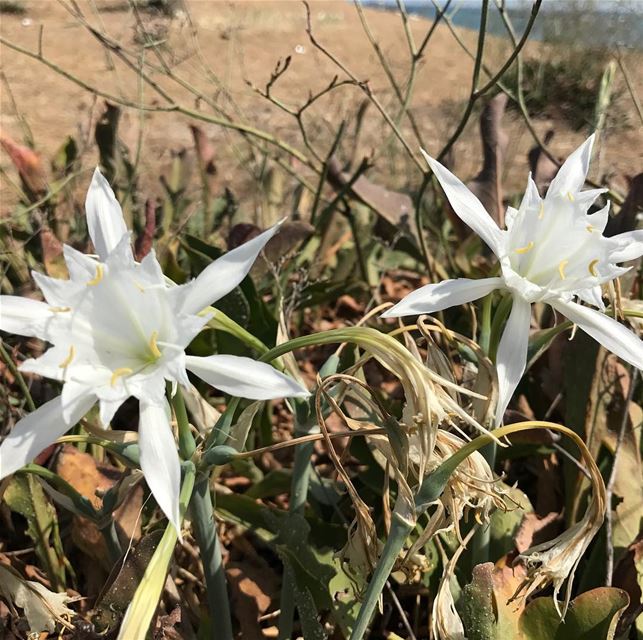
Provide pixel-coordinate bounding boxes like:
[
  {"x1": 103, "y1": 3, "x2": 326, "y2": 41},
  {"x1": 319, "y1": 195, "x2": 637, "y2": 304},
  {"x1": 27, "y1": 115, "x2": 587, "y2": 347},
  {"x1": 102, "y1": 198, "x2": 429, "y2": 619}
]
[{"x1": 519, "y1": 587, "x2": 629, "y2": 640}]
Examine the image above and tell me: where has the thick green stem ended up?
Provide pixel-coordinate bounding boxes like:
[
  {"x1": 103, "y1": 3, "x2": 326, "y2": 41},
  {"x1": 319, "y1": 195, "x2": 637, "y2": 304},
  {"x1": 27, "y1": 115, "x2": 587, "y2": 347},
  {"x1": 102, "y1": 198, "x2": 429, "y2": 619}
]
[
  {"x1": 190, "y1": 475, "x2": 233, "y2": 640},
  {"x1": 170, "y1": 386, "x2": 196, "y2": 460},
  {"x1": 350, "y1": 515, "x2": 413, "y2": 640},
  {"x1": 488, "y1": 294, "x2": 513, "y2": 363},
  {"x1": 99, "y1": 519, "x2": 123, "y2": 565},
  {"x1": 479, "y1": 293, "x2": 493, "y2": 355}
]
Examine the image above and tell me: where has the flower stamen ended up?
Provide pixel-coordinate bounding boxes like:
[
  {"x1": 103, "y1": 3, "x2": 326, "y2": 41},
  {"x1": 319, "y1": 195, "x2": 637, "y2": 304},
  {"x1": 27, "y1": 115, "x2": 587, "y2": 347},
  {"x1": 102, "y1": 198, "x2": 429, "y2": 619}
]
[
  {"x1": 110, "y1": 367, "x2": 133, "y2": 387},
  {"x1": 586, "y1": 224, "x2": 595, "y2": 233},
  {"x1": 86, "y1": 264, "x2": 104, "y2": 286},
  {"x1": 49, "y1": 306, "x2": 71, "y2": 313},
  {"x1": 558, "y1": 260, "x2": 569, "y2": 280},
  {"x1": 567, "y1": 192, "x2": 575, "y2": 202},
  {"x1": 58, "y1": 345, "x2": 75, "y2": 369},
  {"x1": 515, "y1": 241, "x2": 534, "y2": 255},
  {"x1": 588, "y1": 259, "x2": 599, "y2": 277},
  {"x1": 148, "y1": 331, "x2": 162, "y2": 359}
]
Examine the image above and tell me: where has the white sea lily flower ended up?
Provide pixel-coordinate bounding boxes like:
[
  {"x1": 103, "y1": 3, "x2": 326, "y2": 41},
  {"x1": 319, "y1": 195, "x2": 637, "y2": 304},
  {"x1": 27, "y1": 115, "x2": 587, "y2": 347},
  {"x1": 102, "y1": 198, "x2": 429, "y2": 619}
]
[
  {"x1": 0, "y1": 168, "x2": 309, "y2": 533},
  {"x1": 383, "y1": 135, "x2": 643, "y2": 425}
]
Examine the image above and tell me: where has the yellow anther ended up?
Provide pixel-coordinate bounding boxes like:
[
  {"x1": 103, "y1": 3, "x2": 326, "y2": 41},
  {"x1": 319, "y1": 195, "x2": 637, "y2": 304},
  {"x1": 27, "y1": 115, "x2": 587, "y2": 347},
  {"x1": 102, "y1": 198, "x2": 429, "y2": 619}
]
[
  {"x1": 586, "y1": 224, "x2": 595, "y2": 233},
  {"x1": 134, "y1": 281, "x2": 145, "y2": 293},
  {"x1": 86, "y1": 264, "x2": 104, "y2": 286},
  {"x1": 588, "y1": 259, "x2": 599, "y2": 276},
  {"x1": 558, "y1": 260, "x2": 569, "y2": 280},
  {"x1": 110, "y1": 367, "x2": 133, "y2": 387},
  {"x1": 515, "y1": 241, "x2": 534, "y2": 255},
  {"x1": 58, "y1": 345, "x2": 75, "y2": 369},
  {"x1": 48, "y1": 306, "x2": 71, "y2": 313},
  {"x1": 148, "y1": 331, "x2": 162, "y2": 359},
  {"x1": 567, "y1": 192, "x2": 575, "y2": 202},
  {"x1": 538, "y1": 201, "x2": 545, "y2": 219}
]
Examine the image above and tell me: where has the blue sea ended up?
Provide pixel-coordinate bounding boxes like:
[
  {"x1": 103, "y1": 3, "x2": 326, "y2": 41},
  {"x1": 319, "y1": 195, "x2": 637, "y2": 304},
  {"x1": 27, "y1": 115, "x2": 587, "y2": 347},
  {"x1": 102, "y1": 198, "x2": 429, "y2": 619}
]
[{"x1": 360, "y1": 0, "x2": 643, "y2": 49}]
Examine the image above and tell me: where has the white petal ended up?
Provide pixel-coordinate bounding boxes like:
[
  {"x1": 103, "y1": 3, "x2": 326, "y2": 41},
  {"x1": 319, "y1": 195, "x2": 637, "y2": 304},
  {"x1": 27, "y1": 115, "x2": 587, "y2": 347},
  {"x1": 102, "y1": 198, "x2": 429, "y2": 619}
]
[
  {"x1": 546, "y1": 134, "x2": 595, "y2": 198},
  {"x1": 608, "y1": 229, "x2": 643, "y2": 263},
  {"x1": 99, "y1": 397, "x2": 126, "y2": 427},
  {"x1": 20, "y1": 345, "x2": 72, "y2": 381},
  {"x1": 105, "y1": 233, "x2": 135, "y2": 271},
  {"x1": 495, "y1": 296, "x2": 532, "y2": 426},
  {"x1": 0, "y1": 392, "x2": 95, "y2": 479},
  {"x1": 421, "y1": 150, "x2": 504, "y2": 255},
  {"x1": 382, "y1": 277, "x2": 503, "y2": 318},
  {"x1": 588, "y1": 202, "x2": 610, "y2": 233},
  {"x1": 552, "y1": 299, "x2": 643, "y2": 370},
  {"x1": 138, "y1": 399, "x2": 181, "y2": 534},
  {"x1": 575, "y1": 286, "x2": 605, "y2": 311},
  {"x1": 85, "y1": 167, "x2": 129, "y2": 260},
  {"x1": 517, "y1": 174, "x2": 541, "y2": 215},
  {"x1": 61, "y1": 381, "x2": 97, "y2": 423},
  {"x1": 0, "y1": 296, "x2": 54, "y2": 338},
  {"x1": 171, "y1": 223, "x2": 282, "y2": 315},
  {"x1": 138, "y1": 250, "x2": 165, "y2": 286},
  {"x1": 185, "y1": 354, "x2": 309, "y2": 400},
  {"x1": 63, "y1": 244, "x2": 97, "y2": 281},
  {"x1": 32, "y1": 271, "x2": 84, "y2": 307}
]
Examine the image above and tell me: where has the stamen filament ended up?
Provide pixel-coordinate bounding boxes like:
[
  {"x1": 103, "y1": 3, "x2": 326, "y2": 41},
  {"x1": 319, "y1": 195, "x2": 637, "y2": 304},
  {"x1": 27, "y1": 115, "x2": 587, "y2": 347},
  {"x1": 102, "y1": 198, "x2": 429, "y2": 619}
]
[
  {"x1": 58, "y1": 345, "x2": 75, "y2": 369},
  {"x1": 110, "y1": 367, "x2": 133, "y2": 386},
  {"x1": 515, "y1": 241, "x2": 534, "y2": 255},
  {"x1": 86, "y1": 264, "x2": 104, "y2": 286},
  {"x1": 149, "y1": 331, "x2": 162, "y2": 359},
  {"x1": 588, "y1": 259, "x2": 599, "y2": 276},
  {"x1": 558, "y1": 260, "x2": 569, "y2": 280},
  {"x1": 538, "y1": 202, "x2": 545, "y2": 219}
]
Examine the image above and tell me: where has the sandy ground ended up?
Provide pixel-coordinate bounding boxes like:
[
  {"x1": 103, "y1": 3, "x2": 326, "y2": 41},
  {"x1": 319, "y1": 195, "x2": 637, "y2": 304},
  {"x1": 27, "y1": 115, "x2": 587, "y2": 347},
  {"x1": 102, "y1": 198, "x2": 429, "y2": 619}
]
[{"x1": 1, "y1": 0, "x2": 642, "y2": 212}]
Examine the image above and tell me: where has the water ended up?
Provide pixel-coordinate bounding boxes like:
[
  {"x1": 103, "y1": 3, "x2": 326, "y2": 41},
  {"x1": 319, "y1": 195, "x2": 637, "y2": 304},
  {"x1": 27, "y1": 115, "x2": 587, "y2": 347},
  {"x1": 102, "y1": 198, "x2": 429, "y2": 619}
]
[{"x1": 361, "y1": 1, "x2": 643, "y2": 50}]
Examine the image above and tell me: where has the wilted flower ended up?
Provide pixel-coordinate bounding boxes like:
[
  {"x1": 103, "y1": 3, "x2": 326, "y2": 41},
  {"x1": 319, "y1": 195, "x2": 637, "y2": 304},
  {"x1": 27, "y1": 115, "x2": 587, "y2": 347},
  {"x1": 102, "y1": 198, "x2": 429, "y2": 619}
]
[
  {"x1": 383, "y1": 135, "x2": 643, "y2": 425},
  {"x1": 0, "y1": 169, "x2": 308, "y2": 532},
  {"x1": 512, "y1": 432, "x2": 606, "y2": 617}
]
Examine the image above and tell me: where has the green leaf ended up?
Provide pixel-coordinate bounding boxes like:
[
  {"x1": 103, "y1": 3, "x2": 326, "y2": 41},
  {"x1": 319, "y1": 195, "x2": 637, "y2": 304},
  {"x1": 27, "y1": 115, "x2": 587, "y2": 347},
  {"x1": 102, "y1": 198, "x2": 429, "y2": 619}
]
[
  {"x1": 519, "y1": 588, "x2": 629, "y2": 640},
  {"x1": 5, "y1": 475, "x2": 67, "y2": 590}
]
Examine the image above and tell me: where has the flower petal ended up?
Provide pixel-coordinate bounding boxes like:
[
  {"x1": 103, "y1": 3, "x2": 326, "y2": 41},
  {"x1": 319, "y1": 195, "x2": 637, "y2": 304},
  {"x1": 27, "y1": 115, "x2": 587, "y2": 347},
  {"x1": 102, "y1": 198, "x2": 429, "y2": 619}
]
[
  {"x1": 85, "y1": 167, "x2": 129, "y2": 260},
  {"x1": 32, "y1": 271, "x2": 84, "y2": 307},
  {"x1": 546, "y1": 134, "x2": 595, "y2": 199},
  {"x1": 63, "y1": 244, "x2": 97, "y2": 281},
  {"x1": 495, "y1": 296, "x2": 532, "y2": 426},
  {"x1": 607, "y1": 229, "x2": 643, "y2": 263},
  {"x1": 171, "y1": 223, "x2": 282, "y2": 316},
  {"x1": 0, "y1": 296, "x2": 55, "y2": 338},
  {"x1": 552, "y1": 299, "x2": 643, "y2": 370},
  {"x1": 421, "y1": 150, "x2": 504, "y2": 255},
  {"x1": 185, "y1": 354, "x2": 309, "y2": 400},
  {"x1": 138, "y1": 399, "x2": 181, "y2": 534},
  {"x1": 382, "y1": 277, "x2": 503, "y2": 318},
  {"x1": 0, "y1": 392, "x2": 95, "y2": 479}
]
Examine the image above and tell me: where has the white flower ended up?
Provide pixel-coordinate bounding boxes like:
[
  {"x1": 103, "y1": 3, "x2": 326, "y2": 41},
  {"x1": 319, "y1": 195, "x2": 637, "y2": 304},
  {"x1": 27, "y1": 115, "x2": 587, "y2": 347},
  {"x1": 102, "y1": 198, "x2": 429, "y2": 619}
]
[
  {"x1": 383, "y1": 135, "x2": 643, "y2": 425},
  {"x1": 0, "y1": 168, "x2": 308, "y2": 533}
]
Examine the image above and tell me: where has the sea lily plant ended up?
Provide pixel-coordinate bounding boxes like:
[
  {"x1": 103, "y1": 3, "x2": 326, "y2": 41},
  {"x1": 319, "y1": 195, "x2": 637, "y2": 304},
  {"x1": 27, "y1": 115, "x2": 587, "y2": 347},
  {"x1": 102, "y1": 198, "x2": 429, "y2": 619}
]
[
  {"x1": 383, "y1": 134, "x2": 643, "y2": 425},
  {"x1": 0, "y1": 168, "x2": 308, "y2": 533}
]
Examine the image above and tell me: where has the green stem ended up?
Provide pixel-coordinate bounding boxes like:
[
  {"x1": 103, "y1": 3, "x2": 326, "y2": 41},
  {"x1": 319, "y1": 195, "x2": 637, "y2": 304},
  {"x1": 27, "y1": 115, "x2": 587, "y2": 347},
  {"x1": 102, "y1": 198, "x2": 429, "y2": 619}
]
[
  {"x1": 190, "y1": 474, "x2": 233, "y2": 640},
  {"x1": 350, "y1": 515, "x2": 414, "y2": 640},
  {"x1": 488, "y1": 294, "x2": 513, "y2": 363},
  {"x1": 479, "y1": 293, "x2": 493, "y2": 355},
  {"x1": 171, "y1": 386, "x2": 196, "y2": 460}
]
